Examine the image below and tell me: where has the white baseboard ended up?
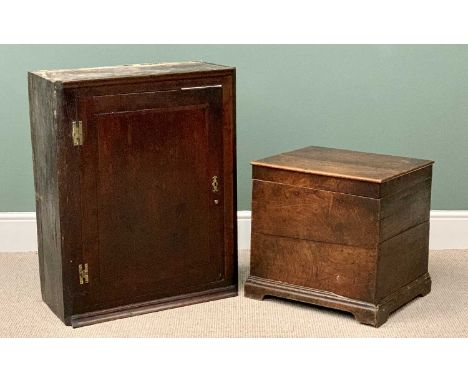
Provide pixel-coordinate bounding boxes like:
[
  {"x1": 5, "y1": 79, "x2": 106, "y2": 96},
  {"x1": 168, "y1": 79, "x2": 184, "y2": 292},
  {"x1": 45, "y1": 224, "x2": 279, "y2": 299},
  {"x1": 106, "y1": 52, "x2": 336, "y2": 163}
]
[
  {"x1": 428, "y1": 210, "x2": 468, "y2": 250},
  {"x1": 0, "y1": 210, "x2": 467, "y2": 252},
  {"x1": 237, "y1": 211, "x2": 252, "y2": 251},
  {"x1": 0, "y1": 212, "x2": 38, "y2": 252}
]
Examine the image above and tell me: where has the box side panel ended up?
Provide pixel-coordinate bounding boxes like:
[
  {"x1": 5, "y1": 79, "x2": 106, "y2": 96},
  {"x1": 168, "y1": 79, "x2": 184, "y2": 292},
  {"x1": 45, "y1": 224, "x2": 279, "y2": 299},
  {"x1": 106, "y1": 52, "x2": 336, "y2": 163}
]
[
  {"x1": 376, "y1": 222, "x2": 430, "y2": 302},
  {"x1": 250, "y1": 232, "x2": 378, "y2": 302},
  {"x1": 252, "y1": 179, "x2": 380, "y2": 248},
  {"x1": 380, "y1": 177, "x2": 432, "y2": 242},
  {"x1": 380, "y1": 165, "x2": 432, "y2": 197},
  {"x1": 28, "y1": 73, "x2": 65, "y2": 321},
  {"x1": 253, "y1": 165, "x2": 380, "y2": 198}
]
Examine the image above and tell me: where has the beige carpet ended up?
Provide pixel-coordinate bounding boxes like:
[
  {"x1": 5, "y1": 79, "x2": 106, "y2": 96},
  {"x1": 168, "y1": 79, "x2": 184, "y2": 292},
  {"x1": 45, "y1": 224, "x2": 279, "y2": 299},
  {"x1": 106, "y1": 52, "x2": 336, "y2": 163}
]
[{"x1": 0, "y1": 249, "x2": 467, "y2": 337}]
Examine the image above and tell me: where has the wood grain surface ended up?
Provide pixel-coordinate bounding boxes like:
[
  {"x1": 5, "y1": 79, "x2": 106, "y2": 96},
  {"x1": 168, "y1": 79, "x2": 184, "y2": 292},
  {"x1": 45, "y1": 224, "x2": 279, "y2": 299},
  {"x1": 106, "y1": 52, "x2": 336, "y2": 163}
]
[
  {"x1": 252, "y1": 179, "x2": 380, "y2": 248},
  {"x1": 250, "y1": 232, "x2": 377, "y2": 302},
  {"x1": 76, "y1": 88, "x2": 225, "y2": 313},
  {"x1": 252, "y1": 145, "x2": 433, "y2": 183},
  {"x1": 28, "y1": 74, "x2": 65, "y2": 321},
  {"x1": 380, "y1": 178, "x2": 432, "y2": 241},
  {"x1": 376, "y1": 222, "x2": 430, "y2": 301},
  {"x1": 29, "y1": 63, "x2": 238, "y2": 326},
  {"x1": 32, "y1": 61, "x2": 233, "y2": 87},
  {"x1": 247, "y1": 145, "x2": 433, "y2": 327}
]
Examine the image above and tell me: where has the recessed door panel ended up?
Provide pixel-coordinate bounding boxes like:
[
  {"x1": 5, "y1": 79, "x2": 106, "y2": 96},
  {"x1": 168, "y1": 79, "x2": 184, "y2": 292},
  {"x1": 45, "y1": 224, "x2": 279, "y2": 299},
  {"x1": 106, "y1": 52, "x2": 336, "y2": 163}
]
[{"x1": 76, "y1": 87, "x2": 225, "y2": 312}]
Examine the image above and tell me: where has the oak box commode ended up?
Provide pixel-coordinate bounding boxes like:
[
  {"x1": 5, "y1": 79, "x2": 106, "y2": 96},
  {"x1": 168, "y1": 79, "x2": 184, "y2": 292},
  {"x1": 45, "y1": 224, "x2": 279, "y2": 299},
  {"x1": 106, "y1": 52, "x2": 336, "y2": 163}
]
[
  {"x1": 245, "y1": 146, "x2": 434, "y2": 327},
  {"x1": 29, "y1": 62, "x2": 237, "y2": 327}
]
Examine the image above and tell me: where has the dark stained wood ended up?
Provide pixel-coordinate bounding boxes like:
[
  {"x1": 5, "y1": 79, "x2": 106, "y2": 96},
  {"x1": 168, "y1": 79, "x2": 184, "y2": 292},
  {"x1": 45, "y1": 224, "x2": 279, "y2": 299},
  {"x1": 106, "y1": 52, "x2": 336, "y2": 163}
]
[
  {"x1": 76, "y1": 88, "x2": 225, "y2": 313},
  {"x1": 223, "y1": 72, "x2": 237, "y2": 285},
  {"x1": 380, "y1": 178, "x2": 432, "y2": 241},
  {"x1": 380, "y1": 164, "x2": 432, "y2": 197},
  {"x1": 245, "y1": 146, "x2": 433, "y2": 327},
  {"x1": 252, "y1": 180, "x2": 380, "y2": 248},
  {"x1": 71, "y1": 285, "x2": 237, "y2": 328},
  {"x1": 376, "y1": 222, "x2": 430, "y2": 301},
  {"x1": 32, "y1": 61, "x2": 234, "y2": 88},
  {"x1": 253, "y1": 146, "x2": 433, "y2": 183},
  {"x1": 55, "y1": 82, "x2": 79, "y2": 322},
  {"x1": 244, "y1": 272, "x2": 431, "y2": 328},
  {"x1": 251, "y1": 232, "x2": 377, "y2": 302},
  {"x1": 253, "y1": 166, "x2": 381, "y2": 198},
  {"x1": 29, "y1": 62, "x2": 237, "y2": 327},
  {"x1": 252, "y1": 159, "x2": 433, "y2": 199},
  {"x1": 28, "y1": 73, "x2": 65, "y2": 321}
]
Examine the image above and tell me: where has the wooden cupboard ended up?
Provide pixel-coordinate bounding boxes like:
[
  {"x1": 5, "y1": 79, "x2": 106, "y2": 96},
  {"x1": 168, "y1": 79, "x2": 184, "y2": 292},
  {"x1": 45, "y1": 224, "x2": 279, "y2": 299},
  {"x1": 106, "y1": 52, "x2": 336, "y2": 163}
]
[{"x1": 28, "y1": 62, "x2": 237, "y2": 327}]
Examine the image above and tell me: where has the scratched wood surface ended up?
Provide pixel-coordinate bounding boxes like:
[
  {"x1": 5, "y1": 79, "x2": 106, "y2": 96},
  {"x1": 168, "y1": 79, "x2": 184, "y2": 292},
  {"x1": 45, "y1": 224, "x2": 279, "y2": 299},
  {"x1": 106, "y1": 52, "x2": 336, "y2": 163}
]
[
  {"x1": 252, "y1": 145, "x2": 433, "y2": 184},
  {"x1": 251, "y1": 232, "x2": 377, "y2": 302},
  {"x1": 252, "y1": 179, "x2": 380, "y2": 248},
  {"x1": 376, "y1": 222, "x2": 430, "y2": 301},
  {"x1": 32, "y1": 61, "x2": 233, "y2": 85},
  {"x1": 246, "y1": 146, "x2": 433, "y2": 326},
  {"x1": 76, "y1": 87, "x2": 225, "y2": 313},
  {"x1": 379, "y1": 178, "x2": 432, "y2": 241},
  {"x1": 28, "y1": 73, "x2": 65, "y2": 321},
  {"x1": 29, "y1": 63, "x2": 238, "y2": 327},
  {"x1": 252, "y1": 165, "x2": 382, "y2": 198}
]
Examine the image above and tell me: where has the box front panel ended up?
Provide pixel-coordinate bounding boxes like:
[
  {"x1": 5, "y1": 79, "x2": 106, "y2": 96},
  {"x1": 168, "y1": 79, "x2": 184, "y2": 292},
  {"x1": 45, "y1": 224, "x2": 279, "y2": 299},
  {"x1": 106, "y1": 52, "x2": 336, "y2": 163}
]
[
  {"x1": 252, "y1": 166, "x2": 381, "y2": 198},
  {"x1": 250, "y1": 232, "x2": 377, "y2": 302},
  {"x1": 252, "y1": 180, "x2": 380, "y2": 248},
  {"x1": 250, "y1": 179, "x2": 380, "y2": 302}
]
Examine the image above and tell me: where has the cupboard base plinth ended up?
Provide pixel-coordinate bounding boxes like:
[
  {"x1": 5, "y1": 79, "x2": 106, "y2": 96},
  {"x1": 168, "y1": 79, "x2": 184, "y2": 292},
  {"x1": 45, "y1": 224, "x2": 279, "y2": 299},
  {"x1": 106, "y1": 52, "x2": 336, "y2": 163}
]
[{"x1": 70, "y1": 285, "x2": 238, "y2": 328}]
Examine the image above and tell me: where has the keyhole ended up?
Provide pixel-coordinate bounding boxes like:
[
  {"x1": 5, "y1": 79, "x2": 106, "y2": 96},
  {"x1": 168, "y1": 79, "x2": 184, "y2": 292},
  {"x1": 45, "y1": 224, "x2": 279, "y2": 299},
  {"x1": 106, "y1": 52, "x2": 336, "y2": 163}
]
[{"x1": 212, "y1": 176, "x2": 219, "y2": 193}]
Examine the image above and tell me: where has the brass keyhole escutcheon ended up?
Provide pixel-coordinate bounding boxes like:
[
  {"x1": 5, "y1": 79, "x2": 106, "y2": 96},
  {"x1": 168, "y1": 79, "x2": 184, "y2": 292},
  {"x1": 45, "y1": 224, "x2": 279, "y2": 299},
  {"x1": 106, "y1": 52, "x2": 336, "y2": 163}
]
[{"x1": 212, "y1": 176, "x2": 219, "y2": 193}]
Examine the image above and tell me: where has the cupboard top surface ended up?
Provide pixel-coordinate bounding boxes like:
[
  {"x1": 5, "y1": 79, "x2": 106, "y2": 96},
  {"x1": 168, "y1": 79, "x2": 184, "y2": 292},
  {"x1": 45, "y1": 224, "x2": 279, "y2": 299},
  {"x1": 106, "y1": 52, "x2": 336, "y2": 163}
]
[
  {"x1": 252, "y1": 146, "x2": 433, "y2": 184},
  {"x1": 31, "y1": 61, "x2": 233, "y2": 84}
]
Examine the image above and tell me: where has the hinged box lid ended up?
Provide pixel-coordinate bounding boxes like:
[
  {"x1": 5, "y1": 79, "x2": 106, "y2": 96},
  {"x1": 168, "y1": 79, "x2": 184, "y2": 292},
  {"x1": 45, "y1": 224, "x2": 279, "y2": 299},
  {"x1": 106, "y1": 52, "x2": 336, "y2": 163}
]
[{"x1": 251, "y1": 146, "x2": 434, "y2": 198}]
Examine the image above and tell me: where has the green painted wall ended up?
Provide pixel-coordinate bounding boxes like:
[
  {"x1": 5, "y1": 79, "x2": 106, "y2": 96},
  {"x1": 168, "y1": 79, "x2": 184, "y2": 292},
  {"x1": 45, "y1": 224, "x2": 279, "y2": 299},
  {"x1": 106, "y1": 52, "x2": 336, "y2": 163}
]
[{"x1": 1, "y1": 45, "x2": 467, "y2": 211}]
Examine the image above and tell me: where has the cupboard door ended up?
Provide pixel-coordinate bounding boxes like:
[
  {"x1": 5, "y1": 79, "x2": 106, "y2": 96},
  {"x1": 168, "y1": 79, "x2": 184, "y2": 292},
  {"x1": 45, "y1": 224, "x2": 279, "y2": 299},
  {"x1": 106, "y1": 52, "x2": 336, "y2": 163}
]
[{"x1": 75, "y1": 87, "x2": 226, "y2": 312}]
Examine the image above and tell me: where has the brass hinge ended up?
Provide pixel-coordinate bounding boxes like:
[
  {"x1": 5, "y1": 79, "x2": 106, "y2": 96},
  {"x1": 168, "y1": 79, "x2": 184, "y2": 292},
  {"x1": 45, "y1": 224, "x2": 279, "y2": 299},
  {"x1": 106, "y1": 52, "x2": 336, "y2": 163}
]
[
  {"x1": 72, "y1": 121, "x2": 83, "y2": 146},
  {"x1": 79, "y1": 263, "x2": 89, "y2": 284}
]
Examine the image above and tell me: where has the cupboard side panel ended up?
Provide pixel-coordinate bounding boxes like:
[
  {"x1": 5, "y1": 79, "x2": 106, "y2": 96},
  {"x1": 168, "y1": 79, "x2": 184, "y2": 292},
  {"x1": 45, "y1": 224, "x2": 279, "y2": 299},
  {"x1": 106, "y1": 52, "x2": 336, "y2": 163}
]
[
  {"x1": 222, "y1": 73, "x2": 237, "y2": 287},
  {"x1": 28, "y1": 74, "x2": 65, "y2": 321}
]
